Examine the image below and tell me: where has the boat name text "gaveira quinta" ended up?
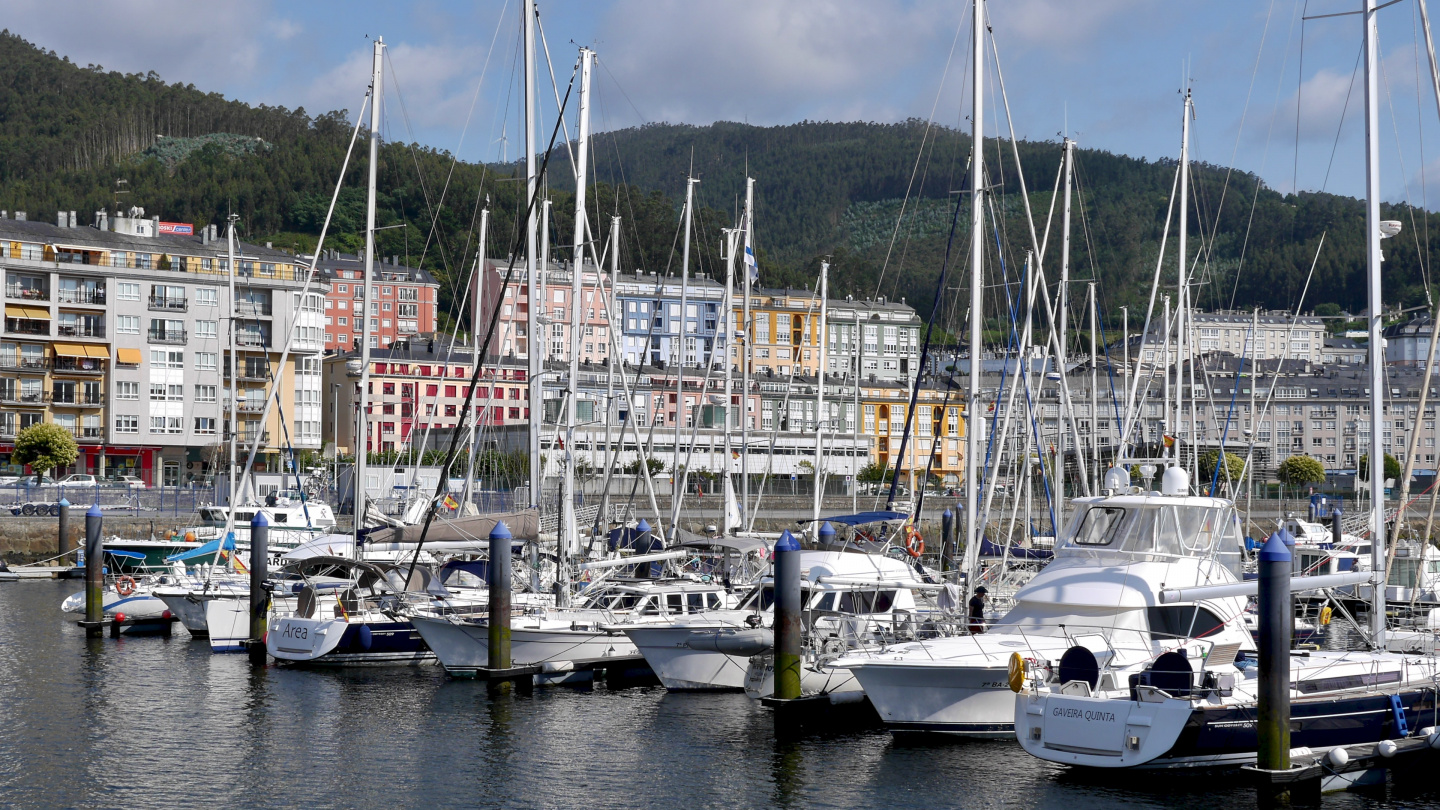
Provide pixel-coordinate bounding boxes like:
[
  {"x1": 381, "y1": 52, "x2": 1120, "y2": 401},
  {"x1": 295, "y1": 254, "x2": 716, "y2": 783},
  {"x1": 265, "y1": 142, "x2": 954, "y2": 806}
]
[{"x1": 1052, "y1": 707, "x2": 1116, "y2": 722}]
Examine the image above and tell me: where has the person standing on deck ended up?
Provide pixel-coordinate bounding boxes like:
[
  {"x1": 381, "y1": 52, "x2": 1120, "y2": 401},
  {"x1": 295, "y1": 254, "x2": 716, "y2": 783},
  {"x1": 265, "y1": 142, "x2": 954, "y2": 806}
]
[{"x1": 968, "y1": 586, "x2": 988, "y2": 634}]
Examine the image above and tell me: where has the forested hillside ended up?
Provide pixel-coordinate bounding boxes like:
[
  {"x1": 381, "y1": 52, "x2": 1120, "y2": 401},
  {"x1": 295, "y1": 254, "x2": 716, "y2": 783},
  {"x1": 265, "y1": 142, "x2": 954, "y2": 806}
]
[{"x1": 1, "y1": 29, "x2": 1437, "y2": 339}]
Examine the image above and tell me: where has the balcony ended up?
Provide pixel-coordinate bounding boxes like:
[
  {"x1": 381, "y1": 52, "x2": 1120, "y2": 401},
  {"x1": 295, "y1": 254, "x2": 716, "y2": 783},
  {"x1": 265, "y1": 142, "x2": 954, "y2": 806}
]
[
  {"x1": 149, "y1": 296, "x2": 188, "y2": 312},
  {"x1": 0, "y1": 357, "x2": 49, "y2": 373},
  {"x1": 238, "y1": 400, "x2": 267, "y2": 413},
  {"x1": 51, "y1": 391, "x2": 104, "y2": 407},
  {"x1": 147, "y1": 327, "x2": 187, "y2": 345},
  {"x1": 5, "y1": 318, "x2": 49, "y2": 336},
  {"x1": 0, "y1": 423, "x2": 13, "y2": 440},
  {"x1": 0, "y1": 390, "x2": 49, "y2": 405},
  {"x1": 51, "y1": 357, "x2": 106, "y2": 375},
  {"x1": 5, "y1": 285, "x2": 48, "y2": 301},
  {"x1": 237, "y1": 300, "x2": 273, "y2": 317},
  {"x1": 236, "y1": 332, "x2": 270, "y2": 348},
  {"x1": 56, "y1": 323, "x2": 105, "y2": 339},
  {"x1": 65, "y1": 426, "x2": 103, "y2": 443},
  {"x1": 57, "y1": 288, "x2": 105, "y2": 305},
  {"x1": 238, "y1": 430, "x2": 271, "y2": 446}
]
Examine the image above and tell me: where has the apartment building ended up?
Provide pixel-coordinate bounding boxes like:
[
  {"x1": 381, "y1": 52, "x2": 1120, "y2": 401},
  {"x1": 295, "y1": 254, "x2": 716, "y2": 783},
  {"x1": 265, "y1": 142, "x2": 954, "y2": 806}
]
[
  {"x1": 1122, "y1": 311, "x2": 1327, "y2": 366},
  {"x1": 0, "y1": 209, "x2": 324, "y2": 485},
  {"x1": 825, "y1": 295, "x2": 925, "y2": 384},
  {"x1": 615, "y1": 270, "x2": 727, "y2": 368},
  {"x1": 491, "y1": 259, "x2": 612, "y2": 365},
  {"x1": 323, "y1": 340, "x2": 530, "y2": 455},
  {"x1": 314, "y1": 252, "x2": 440, "y2": 352}
]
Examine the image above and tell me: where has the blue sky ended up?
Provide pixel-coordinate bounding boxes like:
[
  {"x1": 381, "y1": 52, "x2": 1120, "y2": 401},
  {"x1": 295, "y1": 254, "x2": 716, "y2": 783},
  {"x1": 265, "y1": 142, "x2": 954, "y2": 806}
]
[{"x1": 11, "y1": 0, "x2": 1440, "y2": 206}]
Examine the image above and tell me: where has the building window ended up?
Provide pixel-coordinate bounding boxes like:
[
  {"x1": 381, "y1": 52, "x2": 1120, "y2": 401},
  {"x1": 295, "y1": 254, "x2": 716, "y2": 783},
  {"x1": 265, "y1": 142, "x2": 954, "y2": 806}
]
[
  {"x1": 117, "y1": 283, "x2": 140, "y2": 301},
  {"x1": 196, "y1": 385, "x2": 217, "y2": 403},
  {"x1": 196, "y1": 288, "x2": 218, "y2": 306},
  {"x1": 197, "y1": 320, "x2": 217, "y2": 339},
  {"x1": 116, "y1": 315, "x2": 140, "y2": 335},
  {"x1": 116, "y1": 381, "x2": 139, "y2": 400},
  {"x1": 194, "y1": 417, "x2": 217, "y2": 435},
  {"x1": 196, "y1": 352, "x2": 217, "y2": 371},
  {"x1": 114, "y1": 415, "x2": 138, "y2": 434}
]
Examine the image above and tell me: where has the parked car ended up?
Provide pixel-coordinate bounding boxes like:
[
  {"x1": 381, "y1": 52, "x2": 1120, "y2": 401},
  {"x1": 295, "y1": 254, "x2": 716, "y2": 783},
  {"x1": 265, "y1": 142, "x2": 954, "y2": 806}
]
[
  {"x1": 57, "y1": 474, "x2": 101, "y2": 487},
  {"x1": 111, "y1": 475, "x2": 149, "y2": 490}
]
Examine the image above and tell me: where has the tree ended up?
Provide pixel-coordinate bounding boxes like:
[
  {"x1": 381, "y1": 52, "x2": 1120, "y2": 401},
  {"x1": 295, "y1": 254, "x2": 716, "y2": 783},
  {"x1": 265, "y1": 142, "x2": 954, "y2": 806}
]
[
  {"x1": 1276, "y1": 455, "x2": 1326, "y2": 488},
  {"x1": 1198, "y1": 450, "x2": 1247, "y2": 486},
  {"x1": 13, "y1": 423, "x2": 78, "y2": 482},
  {"x1": 622, "y1": 457, "x2": 665, "y2": 476},
  {"x1": 857, "y1": 462, "x2": 890, "y2": 483},
  {"x1": 1358, "y1": 453, "x2": 1402, "y2": 483}
]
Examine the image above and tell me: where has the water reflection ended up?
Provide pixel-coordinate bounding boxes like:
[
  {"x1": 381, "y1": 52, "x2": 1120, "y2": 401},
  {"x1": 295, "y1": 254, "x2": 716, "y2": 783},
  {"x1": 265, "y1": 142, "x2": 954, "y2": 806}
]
[{"x1": 3, "y1": 581, "x2": 1440, "y2": 809}]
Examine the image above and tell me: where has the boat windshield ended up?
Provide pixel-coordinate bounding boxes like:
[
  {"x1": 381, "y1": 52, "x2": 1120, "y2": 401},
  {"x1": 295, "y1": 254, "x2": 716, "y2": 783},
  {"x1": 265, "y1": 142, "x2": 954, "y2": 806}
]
[{"x1": 1060, "y1": 502, "x2": 1241, "y2": 564}]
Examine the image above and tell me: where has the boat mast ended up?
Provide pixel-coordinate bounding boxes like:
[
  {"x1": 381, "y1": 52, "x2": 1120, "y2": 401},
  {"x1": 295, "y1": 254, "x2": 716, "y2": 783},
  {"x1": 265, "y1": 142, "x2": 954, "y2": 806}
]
[
  {"x1": 852, "y1": 309, "x2": 861, "y2": 514},
  {"x1": 1057, "y1": 136, "x2": 1072, "y2": 519},
  {"x1": 1162, "y1": 294, "x2": 1171, "y2": 461},
  {"x1": 1089, "y1": 281, "x2": 1099, "y2": 494},
  {"x1": 1363, "y1": 0, "x2": 1386, "y2": 644},
  {"x1": 721, "y1": 227, "x2": 737, "y2": 536},
  {"x1": 354, "y1": 36, "x2": 382, "y2": 552},
  {"x1": 524, "y1": 0, "x2": 542, "y2": 512},
  {"x1": 1177, "y1": 88, "x2": 1191, "y2": 476},
  {"x1": 227, "y1": 216, "x2": 239, "y2": 511},
  {"x1": 964, "y1": 0, "x2": 985, "y2": 592},
  {"x1": 669, "y1": 176, "x2": 697, "y2": 540},
  {"x1": 464, "y1": 207, "x2": 490, "y2": 510},
  {"x1": 812, "y1": 261, "x2": 829, "y2": 534},
  {"x1": 561, "y1": 47, "x2": 594, "y2": 606},
  {"x1": 741, "y1": 178, "x2": 755, "y2": 532}
]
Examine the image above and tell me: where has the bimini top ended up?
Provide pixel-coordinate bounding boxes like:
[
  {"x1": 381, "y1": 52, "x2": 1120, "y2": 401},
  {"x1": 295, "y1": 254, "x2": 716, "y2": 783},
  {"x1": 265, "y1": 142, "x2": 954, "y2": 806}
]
[{"x1": 799, "y1": 511, "x2": 908, "y2": 527}]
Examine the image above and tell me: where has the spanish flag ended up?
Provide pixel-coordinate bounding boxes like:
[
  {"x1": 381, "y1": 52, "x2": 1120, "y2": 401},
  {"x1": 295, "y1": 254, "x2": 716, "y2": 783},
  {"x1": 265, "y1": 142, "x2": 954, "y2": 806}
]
[
  {"x1": 1162, "y1": 435, "x2": 1176, "y2": 448},
  {"x1": 443, "y1": 494, "x2": 459, "y2": 510},
  {"x1": 732, "y1": 449, "x2": 741, "y2": 460}
]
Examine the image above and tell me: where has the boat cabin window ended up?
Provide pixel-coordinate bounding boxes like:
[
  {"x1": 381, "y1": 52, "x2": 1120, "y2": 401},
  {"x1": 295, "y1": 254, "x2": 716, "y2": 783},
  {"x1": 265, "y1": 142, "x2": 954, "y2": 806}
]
[
  {"x1": 443, "y1": 568, "x2": 485, "y2": 588},
  {"x1": 666, "y1": 593, "x2": 685, "y2": 613},
  {"x1": 1073, "y1": 507, "x2": 1126, "y2": 545},
  {"x1": 1146, "y1": 606, "x2": 1225, "y2": 639},
  {"x1": 637, "y1": 596, "x2": 661, "y2": 615},
  {"x1": 687, "y1": 592, "x2": 707, "y2": 612},
  {"x1": 236, "y1": 512, "x2": 255, "y2": 523},
  {"x1": 273, "y1": 512, "x2": 288, "y2": 523},
  {"x1": 837, "y1": 590, "x2": 896, "y2": 615},
  {"x1": 811, "y1": 592, "x2": 837, "y2": 612},
  {"x1": 739, "y1": 586, "x2": 811, "y2": 612},
  {"x1": 706, "y1": 593, "x2": 722, "y2": 610}
]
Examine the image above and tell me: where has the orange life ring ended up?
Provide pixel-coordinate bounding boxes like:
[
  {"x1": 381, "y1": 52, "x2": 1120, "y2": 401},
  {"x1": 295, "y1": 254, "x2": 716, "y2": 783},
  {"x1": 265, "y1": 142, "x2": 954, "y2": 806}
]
[
  {"x1": 904, "y1": 527, "x2": 924, "y2": 558},
  {"x1": 115, "y1": 575, "x2": 137, "y2": 597}
]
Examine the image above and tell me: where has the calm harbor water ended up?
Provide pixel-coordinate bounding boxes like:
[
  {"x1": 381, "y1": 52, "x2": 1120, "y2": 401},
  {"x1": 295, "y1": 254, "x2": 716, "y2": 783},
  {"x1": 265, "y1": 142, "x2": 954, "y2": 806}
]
[{"x1": 1, "y1": 581, "x2": 1436, "y2": 809}]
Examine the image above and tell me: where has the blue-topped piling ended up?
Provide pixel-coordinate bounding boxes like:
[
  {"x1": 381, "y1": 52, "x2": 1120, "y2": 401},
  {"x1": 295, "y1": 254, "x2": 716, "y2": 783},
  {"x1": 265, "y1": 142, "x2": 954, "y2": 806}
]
[
  {"x1": 248, "y1": 511, "x2": 269, "y2": 665},
  {"x1": 488, "y1": 520, "x2": 513, "y2": 669},
  {"x1": 773, "y1": 529, "x2": 803, "y2": 701},
  {"x1": 84, "y1": 504, "x2": 103, "y2": 636},
  {"x1": 1257, "y1": 530, "x2": 1292, "y2": 772}
]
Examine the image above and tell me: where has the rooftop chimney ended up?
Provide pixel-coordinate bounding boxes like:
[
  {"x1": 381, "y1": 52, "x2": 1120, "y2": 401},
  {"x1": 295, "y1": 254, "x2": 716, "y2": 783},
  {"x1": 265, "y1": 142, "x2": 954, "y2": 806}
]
[
  {"x1": 68, "y1": 211, "x2": 77, "y2": 228},
  {"x1": 57, "y1": 211, "x2": 67, "y2": 228},
  {"x1": 14, "y1": 212, "x2": 25, "y2": 222}
]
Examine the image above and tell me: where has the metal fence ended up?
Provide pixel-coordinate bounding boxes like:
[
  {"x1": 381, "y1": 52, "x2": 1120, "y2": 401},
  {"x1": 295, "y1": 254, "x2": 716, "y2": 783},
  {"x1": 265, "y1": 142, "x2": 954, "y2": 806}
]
[{"x1": 0, "y1": 484, "x2": 209, "y2": 517}]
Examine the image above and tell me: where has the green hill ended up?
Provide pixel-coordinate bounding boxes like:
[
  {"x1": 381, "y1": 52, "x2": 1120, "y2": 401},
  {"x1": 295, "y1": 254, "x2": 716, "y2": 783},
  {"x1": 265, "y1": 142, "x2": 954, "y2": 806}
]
[{"x1": 0, "y1": 28, "x2": 1434, "y2": 340}]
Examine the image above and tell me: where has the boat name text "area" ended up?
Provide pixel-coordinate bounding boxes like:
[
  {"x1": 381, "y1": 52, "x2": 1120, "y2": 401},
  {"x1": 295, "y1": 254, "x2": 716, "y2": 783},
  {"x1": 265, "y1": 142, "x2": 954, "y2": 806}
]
[{"x1": 1051, "y1": 707, "x2": 1116, "y2": 722}]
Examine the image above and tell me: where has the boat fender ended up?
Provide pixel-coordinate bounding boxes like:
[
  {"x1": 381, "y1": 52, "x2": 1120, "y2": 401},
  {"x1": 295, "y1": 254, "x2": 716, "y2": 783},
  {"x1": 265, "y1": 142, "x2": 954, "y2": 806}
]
[
  {"x1": 1326, "y1": 747, "x2": 1349, "y2": 768},
  {"x1": 1008, "y1": 652, "x2": 1026, "y2": 693},
  {"x1": 114, "y1": 612, "x2": 126, "y2": 623},
  {"x1": 1377, "y1": 739, "x2": 1398, "y2": 758},
  {"x1": 1319, "y1": 606, "x2": 1333, "y2": 626},
  {"x1": 357, "y1": 624, "x2": 373, "y2": 650},
  {"x1": 115, "y1": 575, "x2": 137, "y2": 597},
  {"x1": 1428, "y1": 730, "x2": 1440, "y2": 750}
]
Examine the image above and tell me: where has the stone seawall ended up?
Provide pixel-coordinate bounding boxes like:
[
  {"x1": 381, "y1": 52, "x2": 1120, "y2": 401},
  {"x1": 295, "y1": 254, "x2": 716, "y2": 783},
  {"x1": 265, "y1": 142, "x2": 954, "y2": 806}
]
[{"x1": 0, "y1": 514, "x2": 206, "y2": 564}]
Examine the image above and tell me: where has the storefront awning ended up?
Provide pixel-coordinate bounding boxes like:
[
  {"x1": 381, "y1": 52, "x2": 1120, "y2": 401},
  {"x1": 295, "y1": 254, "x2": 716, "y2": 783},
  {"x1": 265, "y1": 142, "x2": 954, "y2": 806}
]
[
  {"x1": 4, "y1": 305, "x2": 49, "y2": 320},
  {"x1": 116, "y1": 348, "x2": 143, "y2": 364},
  {"x1": 52, "y1": 343, "x2": 87, "y2": 358}
]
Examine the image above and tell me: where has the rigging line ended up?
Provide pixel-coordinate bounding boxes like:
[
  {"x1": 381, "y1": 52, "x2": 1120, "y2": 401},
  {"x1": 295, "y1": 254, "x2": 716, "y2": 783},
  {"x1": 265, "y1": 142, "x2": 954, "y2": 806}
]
[
  {"x1": 385, "y1": 51, "x2": 462, "y2": 282},
  {"x1": 1414, "y1": 0, "x2": 1432, "y2": 296},
  {"x1": 1322, "y1": 45, "x2": 1365, "y2": 193},
  {"x1": 1225, "y1": 0, "x2": 1304, "y2": 310},
  {"x1": 1238, "y1": 232, "x2": 1326, "y2": 491},
  {"x1": 1117, "y1": 163, "x2": 1182, "y2": 453},
  {"x1": 873, "y1": 0, "x2": 969, "y2": 298},
  {"x1": 535, "y1": 15, "x2": 578, "y2": 170},
  {"x1": 1295, "y1": 0, "x2": 1307, "y2": 201},
  {"x1": 404, "y1": 72, "x2": 577, "y2": 583},
  {"x1": 1378, "y1": 26, "x2": 1429, "y2": 302}
]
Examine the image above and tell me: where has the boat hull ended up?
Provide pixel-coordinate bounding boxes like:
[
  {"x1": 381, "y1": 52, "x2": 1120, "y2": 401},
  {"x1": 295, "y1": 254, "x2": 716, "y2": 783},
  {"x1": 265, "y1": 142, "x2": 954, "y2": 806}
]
[
  {"x1": 622, "y1": 625, "x2": 751, "y2": 691},
  {"x1": 410, "y1": 615, "x2": 635, "y2": 673},
  {"x1": 267, "y1": 615, "x2": 434, "y2": 666},
  {"x1": 847, "y1": 660, "x2": 1018, "y2": 737}
]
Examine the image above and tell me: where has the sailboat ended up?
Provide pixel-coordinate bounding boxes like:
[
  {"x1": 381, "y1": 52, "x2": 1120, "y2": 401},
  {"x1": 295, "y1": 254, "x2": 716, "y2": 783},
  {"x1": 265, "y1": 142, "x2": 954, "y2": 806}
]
[{"x1": 1014, "y1": 1, "x2": 1440, "y2": 777}]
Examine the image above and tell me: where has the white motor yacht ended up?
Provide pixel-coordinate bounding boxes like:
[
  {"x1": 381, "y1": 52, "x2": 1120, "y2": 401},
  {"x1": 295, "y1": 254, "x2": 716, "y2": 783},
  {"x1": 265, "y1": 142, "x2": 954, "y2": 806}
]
[{"x1": 838, "y1": 468, "x2": 1253, "y2": 737}]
